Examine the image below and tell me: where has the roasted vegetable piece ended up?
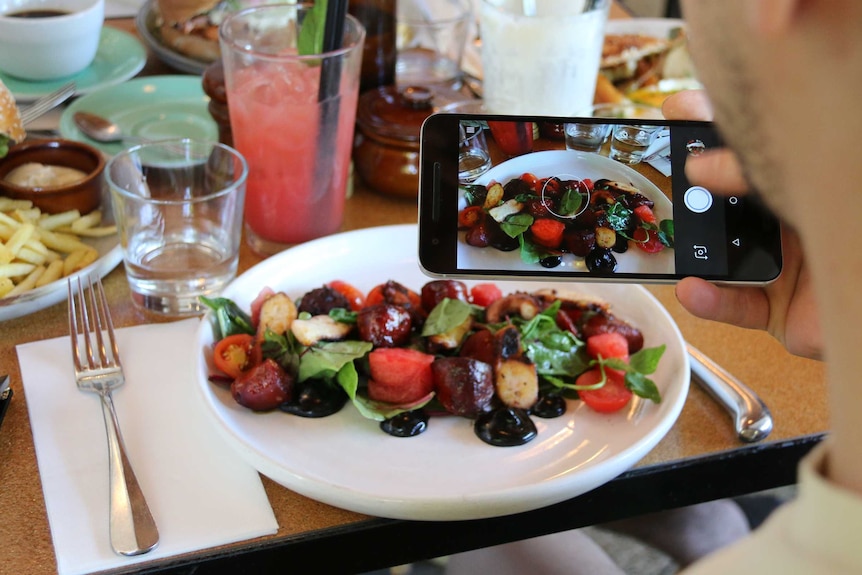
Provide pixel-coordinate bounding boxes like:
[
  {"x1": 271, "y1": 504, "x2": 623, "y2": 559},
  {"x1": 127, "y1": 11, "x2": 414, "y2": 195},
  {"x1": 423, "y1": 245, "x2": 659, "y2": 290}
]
[
  {"x1": 459, "y1": 329, "x2": 496, "y2": 365},
  {"x1": 257, "y1": 292, "x2": 297, "y2": 336},
  {"x1": 431, "y1": 357, "x2": 495, "y2": 418},
  {"x1": 357, "y1": 303, "x2": 413, "y2": 347},
  {"x1": 427, "y1": 312, "x2": 472, "y2": 353},
  {"x1": 231, "y1": 358, "x2": 294, "y2": 411},
  {"x1": 201, "y1": 296, "x2": 255, "y2": 339},
  {"x1": 298, "y1": 285, "x2": 351, "y2": 316},
  {"x1": 291, "y1": 315, "x2": 354, "y2": 346},
  {"x1": 368, "y1": 348, "x2": 436, "y2": 405},
  {"x1": 494, "y1": 357, "x2": 539, "y2": 410},
  {"x1": 421, "y1": 280, "x2": 469, "y2": 312},
  {"x1": 495, "y1": 325, "x2": 522, "y2": 359},
  {"x1": 485, "y1": 292, "x2": 542, "y2": 323}
]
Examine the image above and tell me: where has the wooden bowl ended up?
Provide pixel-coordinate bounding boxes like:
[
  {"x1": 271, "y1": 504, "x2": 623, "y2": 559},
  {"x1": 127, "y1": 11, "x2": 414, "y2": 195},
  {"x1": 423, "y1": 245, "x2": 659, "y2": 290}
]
[{"x1": 0, "y1": 138, "x2": 105, "y2": 214}]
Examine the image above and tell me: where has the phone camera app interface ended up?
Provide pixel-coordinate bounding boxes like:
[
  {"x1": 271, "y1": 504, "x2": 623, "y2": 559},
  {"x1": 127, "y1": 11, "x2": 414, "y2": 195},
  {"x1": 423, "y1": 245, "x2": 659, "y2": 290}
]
[{"x1": 454, "y1": 119, "x2": 725, "y2": 279}]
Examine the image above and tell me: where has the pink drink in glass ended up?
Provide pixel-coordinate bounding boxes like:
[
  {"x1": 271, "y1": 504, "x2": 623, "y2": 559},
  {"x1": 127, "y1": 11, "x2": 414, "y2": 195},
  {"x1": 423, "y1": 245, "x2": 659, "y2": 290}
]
[
  {"x1": 227, "y1": 62, "x2": 359, "y2": 251},
  {"x1": 220, "y1": 5, "x2": 365, "y2": 256}
]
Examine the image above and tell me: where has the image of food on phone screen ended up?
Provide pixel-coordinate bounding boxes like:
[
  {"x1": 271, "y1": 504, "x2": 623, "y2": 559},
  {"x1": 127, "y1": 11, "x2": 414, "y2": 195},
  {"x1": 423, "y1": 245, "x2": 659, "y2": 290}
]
[{"x1": 419, "y1": 115, "x2": 782, "y2": 284}]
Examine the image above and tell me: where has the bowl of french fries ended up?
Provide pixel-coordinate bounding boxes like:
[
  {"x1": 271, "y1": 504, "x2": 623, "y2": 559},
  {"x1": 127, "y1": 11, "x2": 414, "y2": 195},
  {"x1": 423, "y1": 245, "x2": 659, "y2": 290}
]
[
  {"x1": 0, "y1": 138, "x2": 105, "y2": 215},
  {"x1": 0, "y1": 190, "x2": 119, "y2": 313}
]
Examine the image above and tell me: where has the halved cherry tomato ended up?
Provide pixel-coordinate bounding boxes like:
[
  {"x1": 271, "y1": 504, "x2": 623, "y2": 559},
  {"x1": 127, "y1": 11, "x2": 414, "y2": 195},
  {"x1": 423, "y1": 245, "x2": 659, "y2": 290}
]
[
  {"x1": 328, "y1": 280, "x2": 365, "y2": 311},
  {"x1": 576, "y1": 367, "x2": 633, "y2": 413},
  {"x1": 458, "y1": 206, "x2": 485, "y2": 229},
  {"x1": 632, "y1": 227, "x2": 665, "y2": 253},
  {"x1": 213, "y1": 334, "x2": 260, "y2": 379}
]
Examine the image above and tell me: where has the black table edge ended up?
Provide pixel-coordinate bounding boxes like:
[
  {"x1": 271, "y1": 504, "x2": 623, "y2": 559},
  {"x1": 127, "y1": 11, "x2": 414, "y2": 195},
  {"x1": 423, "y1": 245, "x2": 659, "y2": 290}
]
[{"x1": 134, "y1": 433, "x2": 824, "y2": 575}]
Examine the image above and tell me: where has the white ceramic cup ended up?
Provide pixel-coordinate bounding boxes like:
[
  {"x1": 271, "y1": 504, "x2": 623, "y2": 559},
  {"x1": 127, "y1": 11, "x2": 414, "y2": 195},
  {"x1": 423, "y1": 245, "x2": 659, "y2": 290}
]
[{"x1": 0, "y1": 0, "x2": 104, "y2": 81}]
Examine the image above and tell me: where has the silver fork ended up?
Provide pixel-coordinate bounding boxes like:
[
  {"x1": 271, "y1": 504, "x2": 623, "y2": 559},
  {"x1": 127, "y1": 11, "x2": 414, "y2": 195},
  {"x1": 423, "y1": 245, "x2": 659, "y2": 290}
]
[
  {"x1": 19, "y1": 81, "x2": 76, "y2": 126},
  {"x1": 68, "y1": 276, "x2": 159, "y2": 556}
]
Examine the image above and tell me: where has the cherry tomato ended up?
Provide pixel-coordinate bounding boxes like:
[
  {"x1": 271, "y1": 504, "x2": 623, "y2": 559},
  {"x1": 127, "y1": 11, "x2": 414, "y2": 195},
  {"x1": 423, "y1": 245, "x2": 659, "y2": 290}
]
[
  {"x1": 521, "y1": 172, "x2": 540, "y2": 192},
  {"x1": 365, "y1": 284, "x2": 385, "y2": 307},
  {"x1": 328, "y1": 280, "x2": 365, "y2": 311},
  {"x1": 213, "y1": 334, "x2": 260, "y2": 379},
  {"x1": 576, "y1": 367, "x2": 633, "y2": 413},
  {"x1": 458, "y1": 206, "x2": 484, "y2": 229},
  {"x1": 632, "y1": 227, "x2": 665, "y2": 253}
]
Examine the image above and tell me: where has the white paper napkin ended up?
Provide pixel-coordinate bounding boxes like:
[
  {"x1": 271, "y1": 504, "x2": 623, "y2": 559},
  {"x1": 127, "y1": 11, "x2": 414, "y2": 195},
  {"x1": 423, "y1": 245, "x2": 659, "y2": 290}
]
[{"x1": 17, "y1": 318, "x2": 278, "y2": 575}]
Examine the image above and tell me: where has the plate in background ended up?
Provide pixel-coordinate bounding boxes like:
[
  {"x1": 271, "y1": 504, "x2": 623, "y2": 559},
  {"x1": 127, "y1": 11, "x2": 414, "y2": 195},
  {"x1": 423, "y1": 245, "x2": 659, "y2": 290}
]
[
  {"x1": 2, "y1": 27, "x2": 146, "y2": 102},
  {"x1": 135, "y1": 0, "x2": 210, "y2": 75},
  {"x1": 59, "y1": 75, "x2": 217, "y2": 156}
]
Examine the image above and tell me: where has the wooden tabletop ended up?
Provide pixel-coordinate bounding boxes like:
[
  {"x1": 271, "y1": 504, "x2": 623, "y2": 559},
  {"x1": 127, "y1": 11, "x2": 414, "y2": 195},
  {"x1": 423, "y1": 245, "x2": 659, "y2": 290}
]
[{"x1": 0, "y1": 7, "x2": 829, "y2": 575}]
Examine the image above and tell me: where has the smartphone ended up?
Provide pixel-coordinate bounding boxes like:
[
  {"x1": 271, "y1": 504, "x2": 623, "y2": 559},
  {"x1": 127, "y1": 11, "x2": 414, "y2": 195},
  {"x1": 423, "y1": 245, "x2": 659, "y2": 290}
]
[{"x1": 417, "y1": 113, "x2": 782, "y2": 284}]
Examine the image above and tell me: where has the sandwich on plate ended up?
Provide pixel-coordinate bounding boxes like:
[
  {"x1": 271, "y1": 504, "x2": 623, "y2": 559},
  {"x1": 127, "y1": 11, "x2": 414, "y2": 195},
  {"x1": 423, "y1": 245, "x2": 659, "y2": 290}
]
[
  {"x1": 155, "y1": 0, "x2": 238, "y2": 62},
  {"x1": 0, "y1": 79, "x2": 25, "y2": 158}
]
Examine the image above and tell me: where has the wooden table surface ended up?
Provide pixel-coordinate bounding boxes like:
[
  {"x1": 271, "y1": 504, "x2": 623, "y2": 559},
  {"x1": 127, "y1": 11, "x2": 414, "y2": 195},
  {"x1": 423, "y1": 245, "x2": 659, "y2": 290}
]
[{"x1": 0, "y1": 7, "x2": 829, "y2": 575}]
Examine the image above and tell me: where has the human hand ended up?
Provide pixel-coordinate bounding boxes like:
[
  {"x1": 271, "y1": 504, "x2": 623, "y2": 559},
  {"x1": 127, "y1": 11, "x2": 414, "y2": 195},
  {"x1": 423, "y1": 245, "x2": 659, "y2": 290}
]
[{"x1": 663, "y1": 91, "x2": 822, "y2": 359}]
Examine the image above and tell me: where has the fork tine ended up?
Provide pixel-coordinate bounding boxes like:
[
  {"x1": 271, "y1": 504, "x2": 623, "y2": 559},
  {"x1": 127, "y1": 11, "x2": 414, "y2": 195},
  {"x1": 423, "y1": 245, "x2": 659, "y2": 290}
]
[
  {"x1": 77, "y1": 276, "x2": 97, "y2": 370},
  {"x1": 87, "y1": 276, "x2": 109, "y2": 367},
  {"x1": 67, "y1": 279, "x2": 83, "y2": 372},
  {"x1": 97, "y1": 278, "x2": 122, "y2": 368}
]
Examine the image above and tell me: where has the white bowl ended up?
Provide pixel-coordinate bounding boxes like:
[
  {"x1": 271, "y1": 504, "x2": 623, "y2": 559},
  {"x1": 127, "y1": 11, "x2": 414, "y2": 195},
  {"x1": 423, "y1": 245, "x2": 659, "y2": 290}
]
[{"x1": 0, "y1": 0, "x2": 104, "y2": 81}]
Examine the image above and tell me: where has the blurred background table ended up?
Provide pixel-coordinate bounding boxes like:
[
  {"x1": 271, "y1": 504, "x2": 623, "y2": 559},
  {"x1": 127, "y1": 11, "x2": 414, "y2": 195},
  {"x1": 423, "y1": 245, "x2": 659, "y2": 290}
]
[{"x1": 0, "y1": 4, "x2": 827, "y2": 574}]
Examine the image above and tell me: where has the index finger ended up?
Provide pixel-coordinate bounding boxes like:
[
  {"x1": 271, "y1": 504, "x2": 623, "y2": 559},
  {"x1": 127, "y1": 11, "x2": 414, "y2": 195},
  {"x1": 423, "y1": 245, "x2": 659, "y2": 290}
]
[{"x1": 662, "y1": 90, "x2": 714, "y2": 121}]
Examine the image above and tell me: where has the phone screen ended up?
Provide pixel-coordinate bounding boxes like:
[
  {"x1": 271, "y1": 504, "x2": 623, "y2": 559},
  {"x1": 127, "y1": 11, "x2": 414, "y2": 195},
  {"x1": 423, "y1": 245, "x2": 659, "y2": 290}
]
[{"x1": 418, "y1": 113, "x2": 782, "y2": 284}]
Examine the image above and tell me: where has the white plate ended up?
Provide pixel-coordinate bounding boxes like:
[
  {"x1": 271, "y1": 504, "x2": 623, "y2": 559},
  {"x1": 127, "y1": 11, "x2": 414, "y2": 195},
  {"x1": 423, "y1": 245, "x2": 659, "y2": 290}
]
[
  {"x1": 1, "y1": 27, "x2": 146, "y2": 102},
  {"x1": 135, "y1": 0, "x2": 209, "y2": 75},
  {"x1": 604, "y1": 17, "x2": 685, "y2": 38},
  {"x1": 0, "y1": 185, "x2": 122, "y2": 322},
  {"x1": 460, "y1": 150, "x2": 674, "y2": 276},
  {"x1": 193, "y1": 224, "x2": 689, "y2": 521}
]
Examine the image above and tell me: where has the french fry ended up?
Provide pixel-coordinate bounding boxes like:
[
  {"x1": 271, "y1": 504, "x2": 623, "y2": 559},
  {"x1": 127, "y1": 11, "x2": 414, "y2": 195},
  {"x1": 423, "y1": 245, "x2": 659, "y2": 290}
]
[
  {"x1": 4, "y1": 266, "x2": 45, "y2": 297},
  {"x1": 62, "y1": 247, "x2": 98, "y2": 276},
  {"x1": 12, "y1": 208, "x2": 41, "y2": 224},
  {"x1": 37, "y1": 228, "x2": 90, "y2": 254},
  {"x1": 56, "y1": 224, "x2": 117, "y2": 237},
  {"x1": 0, "y1": 198, "x2": 33, "y2": 211},
  {"x1": 39, "y1": 209, "x2": 81, "y2": 231},
  {"x1": 5, "y1": 223, "x2": 35, "y2": 259},
  {"x1": 0, "y1": 262, "x2": 36, "y2": 278},
  {"x1": 0, "y1": 197, "x2": 118, "y2": 299},
  {"x1": 70, "y1": 209, "x2": 101, "y2": 231},
  {"x1": 35, "y1": 259, "x2": 64, "y2": 288}
]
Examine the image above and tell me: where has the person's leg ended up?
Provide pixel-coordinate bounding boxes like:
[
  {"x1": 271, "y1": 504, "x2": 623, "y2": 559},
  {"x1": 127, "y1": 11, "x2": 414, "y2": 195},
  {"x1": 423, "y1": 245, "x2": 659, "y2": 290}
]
[
  {"x1": 445, "y1": 529, "x2": 627, "y2": 575},
  {"x1": 603, "y1": 500, "x2": 750, "y2": 568}
]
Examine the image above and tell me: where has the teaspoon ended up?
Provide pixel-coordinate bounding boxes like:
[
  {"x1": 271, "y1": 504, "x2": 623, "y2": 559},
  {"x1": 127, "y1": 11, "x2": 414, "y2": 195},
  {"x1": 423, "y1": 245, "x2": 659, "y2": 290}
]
[{"x1": 73, "y1": 111, "x2": 144, "y2": 144}]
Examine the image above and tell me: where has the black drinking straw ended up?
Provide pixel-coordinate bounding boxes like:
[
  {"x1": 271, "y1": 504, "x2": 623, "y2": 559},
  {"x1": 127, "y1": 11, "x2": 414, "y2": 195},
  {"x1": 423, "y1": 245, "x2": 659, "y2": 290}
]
[
  {"x1": 318, "y1": 0, "x2": 348, "y2": 103},
  {"x1": 314, "y1": 0, "x2": 348, "y2": 213}
]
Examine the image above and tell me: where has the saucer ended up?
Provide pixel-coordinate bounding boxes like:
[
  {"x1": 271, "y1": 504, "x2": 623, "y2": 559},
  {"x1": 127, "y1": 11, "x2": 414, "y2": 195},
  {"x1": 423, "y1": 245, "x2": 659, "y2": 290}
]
[
  {"x1": 1, "y1": 27, "x2": 146, "y2": 103},
  {"x1": 58, "y1": 75, "x2": 218, "y2": 156}
]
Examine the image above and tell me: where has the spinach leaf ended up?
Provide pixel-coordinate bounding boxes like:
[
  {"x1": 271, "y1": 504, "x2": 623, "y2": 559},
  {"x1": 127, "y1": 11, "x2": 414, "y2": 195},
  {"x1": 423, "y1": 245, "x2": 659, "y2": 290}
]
[
  {"x1": 422, "y1": 298, "x2": 472, "y2": 336},
  {"x1": 298, "y1": 340, "x2": 373, "y2": 382},
  {"x1": 200, "y1": 296, "x2": 255, "y2": 339},
  {"x1": 500, "y1": 213, "x2": 533, "y2": 238}
]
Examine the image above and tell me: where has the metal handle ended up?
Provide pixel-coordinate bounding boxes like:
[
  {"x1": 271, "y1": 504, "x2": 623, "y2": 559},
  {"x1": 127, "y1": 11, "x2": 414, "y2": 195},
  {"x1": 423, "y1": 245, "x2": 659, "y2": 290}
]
[
  {"x1": 99, "y1": 391, "x2": 159, "y2": 556},
  {"x1": 687, "y1": 343, "x2": 773, "y2": 443}
]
